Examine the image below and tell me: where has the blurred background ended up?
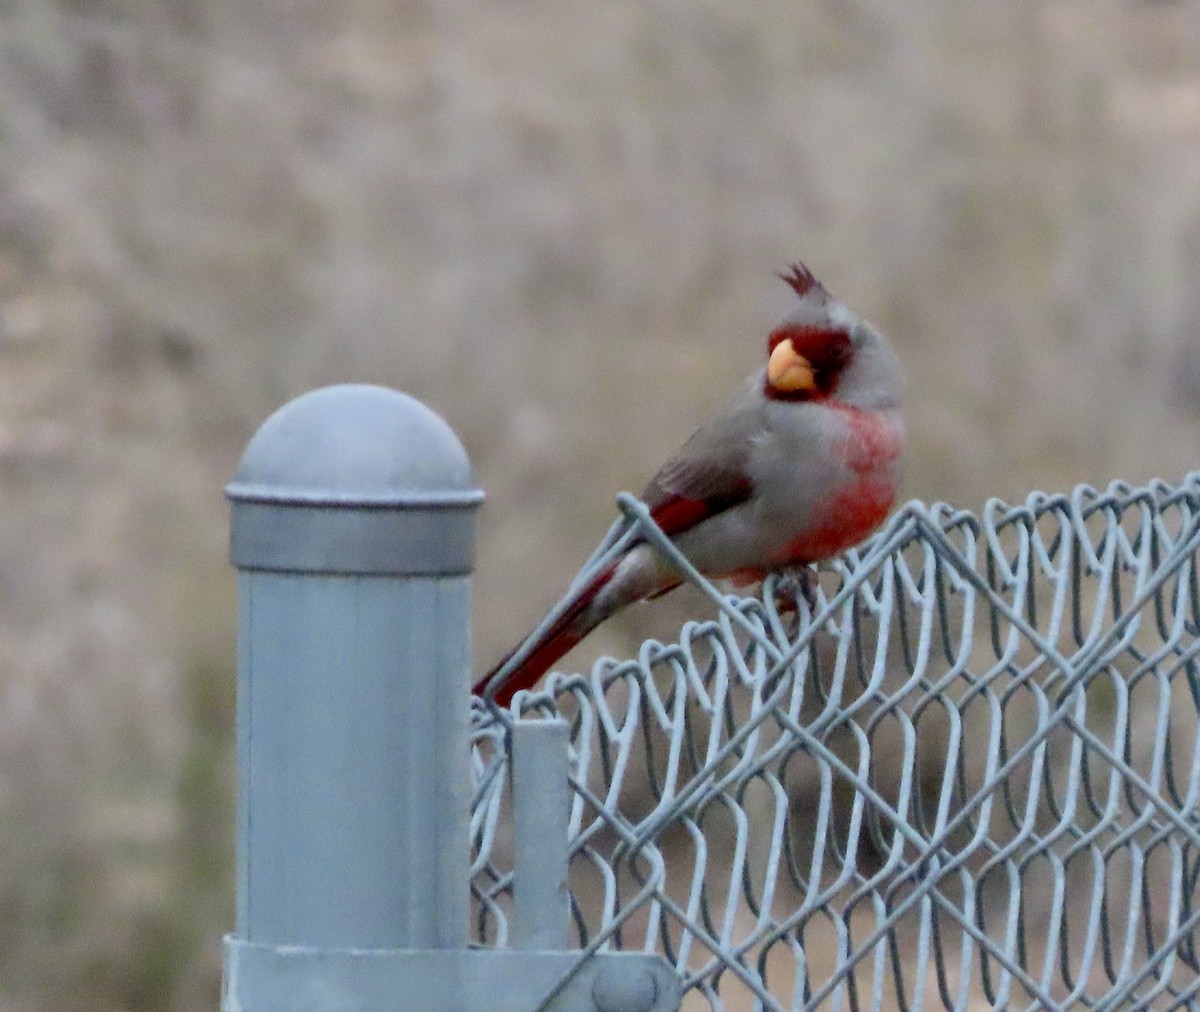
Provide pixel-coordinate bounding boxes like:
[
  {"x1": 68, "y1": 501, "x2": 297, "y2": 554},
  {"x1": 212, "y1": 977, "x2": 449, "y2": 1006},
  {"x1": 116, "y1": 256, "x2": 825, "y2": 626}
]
[{"x1": 0, "y1": 0, "x2": 1198, "y2": 1008}]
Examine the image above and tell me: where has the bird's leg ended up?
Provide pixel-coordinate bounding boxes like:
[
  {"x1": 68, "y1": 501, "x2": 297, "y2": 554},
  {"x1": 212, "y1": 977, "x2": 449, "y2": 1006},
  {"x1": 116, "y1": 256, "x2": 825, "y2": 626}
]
[{"x1": 771, "y1": 565, "x2": 818, "y2": 619}]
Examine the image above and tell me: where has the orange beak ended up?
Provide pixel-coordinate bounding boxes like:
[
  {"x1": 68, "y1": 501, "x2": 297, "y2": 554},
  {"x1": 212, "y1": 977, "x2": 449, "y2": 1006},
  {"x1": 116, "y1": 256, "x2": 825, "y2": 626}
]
[{"x1": 767, "y1": 338, "x2": 817, "y2": 393}]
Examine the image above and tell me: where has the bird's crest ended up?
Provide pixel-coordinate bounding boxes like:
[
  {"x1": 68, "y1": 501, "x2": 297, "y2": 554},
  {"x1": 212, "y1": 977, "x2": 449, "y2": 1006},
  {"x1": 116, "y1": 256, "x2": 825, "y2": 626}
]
[{"x1": 778, "y1": 262, "x2": 824, "y2": 299}]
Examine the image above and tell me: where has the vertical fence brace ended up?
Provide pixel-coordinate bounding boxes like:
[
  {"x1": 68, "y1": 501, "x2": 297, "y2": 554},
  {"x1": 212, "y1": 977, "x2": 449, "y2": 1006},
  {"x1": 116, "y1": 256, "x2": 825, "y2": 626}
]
[
  {"x1": 221, "y1": 385, "x2": 679, "y2": 1012},
  {"x1": 512, "y1": 719, "x2": 572, "y2": 951}
]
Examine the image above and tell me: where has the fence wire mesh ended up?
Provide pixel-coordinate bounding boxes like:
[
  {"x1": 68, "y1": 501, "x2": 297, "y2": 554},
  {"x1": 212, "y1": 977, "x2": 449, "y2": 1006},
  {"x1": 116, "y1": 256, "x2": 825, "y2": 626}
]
[{"x1": 470, "y1": 475, "x2": 1200, "y2": 1011}]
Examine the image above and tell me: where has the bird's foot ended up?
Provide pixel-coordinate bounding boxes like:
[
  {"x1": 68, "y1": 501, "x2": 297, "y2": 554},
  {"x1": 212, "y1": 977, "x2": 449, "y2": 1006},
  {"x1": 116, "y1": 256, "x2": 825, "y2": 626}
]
[{"x1": 770, "y1": 565, "x2": 818, "y2": 618}]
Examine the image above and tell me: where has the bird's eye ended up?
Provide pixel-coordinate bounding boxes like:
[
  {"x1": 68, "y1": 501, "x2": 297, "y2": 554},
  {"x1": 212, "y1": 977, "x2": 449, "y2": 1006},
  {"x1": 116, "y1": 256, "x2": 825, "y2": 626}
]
[{"x1": 826, "y1": 338, "x2": 852, "y2": 365}]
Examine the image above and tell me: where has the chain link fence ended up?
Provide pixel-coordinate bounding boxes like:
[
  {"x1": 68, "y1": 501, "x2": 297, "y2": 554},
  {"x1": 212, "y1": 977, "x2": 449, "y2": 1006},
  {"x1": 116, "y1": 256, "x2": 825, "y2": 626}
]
[{"x1": 471, "y1": 475, "x2": 1200, "y2": 1010}]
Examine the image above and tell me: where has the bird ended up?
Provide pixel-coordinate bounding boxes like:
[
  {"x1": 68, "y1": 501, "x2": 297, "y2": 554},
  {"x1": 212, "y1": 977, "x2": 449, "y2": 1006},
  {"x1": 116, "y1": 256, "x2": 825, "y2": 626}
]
[{"x1": 475, "y1": 262, "x2": 903, "y2": 708}]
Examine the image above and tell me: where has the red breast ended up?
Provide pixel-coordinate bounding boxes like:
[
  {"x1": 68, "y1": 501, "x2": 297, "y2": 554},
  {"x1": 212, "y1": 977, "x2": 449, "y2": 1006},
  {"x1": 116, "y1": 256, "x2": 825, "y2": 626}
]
[{"x1": 773, "y1": 405, "x2": 902, "y2": 566}]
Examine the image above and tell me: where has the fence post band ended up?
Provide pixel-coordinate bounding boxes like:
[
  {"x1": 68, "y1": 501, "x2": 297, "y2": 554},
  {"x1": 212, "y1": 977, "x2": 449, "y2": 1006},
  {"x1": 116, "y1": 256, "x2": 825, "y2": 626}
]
[{"x1": 223, "y1": 942, "x2": 680, "y2": 1011}]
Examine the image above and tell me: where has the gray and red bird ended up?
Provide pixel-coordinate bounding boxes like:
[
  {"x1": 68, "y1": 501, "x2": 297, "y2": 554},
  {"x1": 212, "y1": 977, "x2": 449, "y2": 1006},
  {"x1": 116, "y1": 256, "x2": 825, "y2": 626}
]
[{"x1": 476, "y1": 263, "x2": 903, "y2": 707}]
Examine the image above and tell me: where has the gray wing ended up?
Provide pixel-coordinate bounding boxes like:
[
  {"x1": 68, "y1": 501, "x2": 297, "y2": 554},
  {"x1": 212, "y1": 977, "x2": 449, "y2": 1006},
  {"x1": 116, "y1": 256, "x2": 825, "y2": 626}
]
[{"x1": 640, "y1": 374, "x2": 766, "y2": 529}]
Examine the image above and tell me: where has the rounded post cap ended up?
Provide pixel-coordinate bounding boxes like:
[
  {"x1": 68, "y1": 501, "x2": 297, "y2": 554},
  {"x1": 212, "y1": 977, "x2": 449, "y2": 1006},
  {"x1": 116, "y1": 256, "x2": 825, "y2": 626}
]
[
  {"x1": 227, "y1": 384, "x2": 482, "y2": 508},
  {"x1": 227, "y1": 385, "x2": 483, "y2": 575}
]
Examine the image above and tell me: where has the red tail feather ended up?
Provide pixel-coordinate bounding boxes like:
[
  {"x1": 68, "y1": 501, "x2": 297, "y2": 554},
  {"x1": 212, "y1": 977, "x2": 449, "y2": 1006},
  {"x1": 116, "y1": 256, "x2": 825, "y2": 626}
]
[{"x1": 474, "y1": 564, "x2": 616, "y2": 707}]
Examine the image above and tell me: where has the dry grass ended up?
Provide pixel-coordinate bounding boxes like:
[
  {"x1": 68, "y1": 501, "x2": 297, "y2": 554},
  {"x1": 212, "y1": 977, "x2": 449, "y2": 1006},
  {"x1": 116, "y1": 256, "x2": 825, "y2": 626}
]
[{"x1": 0, "y1": 0, "x2": 1199, "y2": 1007}]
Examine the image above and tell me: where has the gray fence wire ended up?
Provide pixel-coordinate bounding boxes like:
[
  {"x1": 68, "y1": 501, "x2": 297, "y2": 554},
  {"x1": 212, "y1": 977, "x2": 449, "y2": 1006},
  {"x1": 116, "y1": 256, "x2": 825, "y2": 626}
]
[{"x1": 470, "y1": 475, "x2": 1200, "y2": 1011}]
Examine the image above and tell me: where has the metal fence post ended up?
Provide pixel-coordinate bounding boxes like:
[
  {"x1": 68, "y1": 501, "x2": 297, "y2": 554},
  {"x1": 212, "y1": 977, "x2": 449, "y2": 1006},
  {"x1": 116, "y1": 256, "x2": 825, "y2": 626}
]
[
  {"x1": 221, "y1": 384, "x2": 679, "y2": 1011},
  {"x1": 222, "y1": 384, "x2": 481, "y2": 1006}
]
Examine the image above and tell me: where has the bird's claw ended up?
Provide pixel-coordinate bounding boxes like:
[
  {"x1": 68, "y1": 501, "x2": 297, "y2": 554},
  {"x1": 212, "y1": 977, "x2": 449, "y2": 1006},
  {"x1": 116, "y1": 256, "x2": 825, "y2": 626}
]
[{"x1": 770, "y1": 565, "x2": 818, "y2": 618}]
